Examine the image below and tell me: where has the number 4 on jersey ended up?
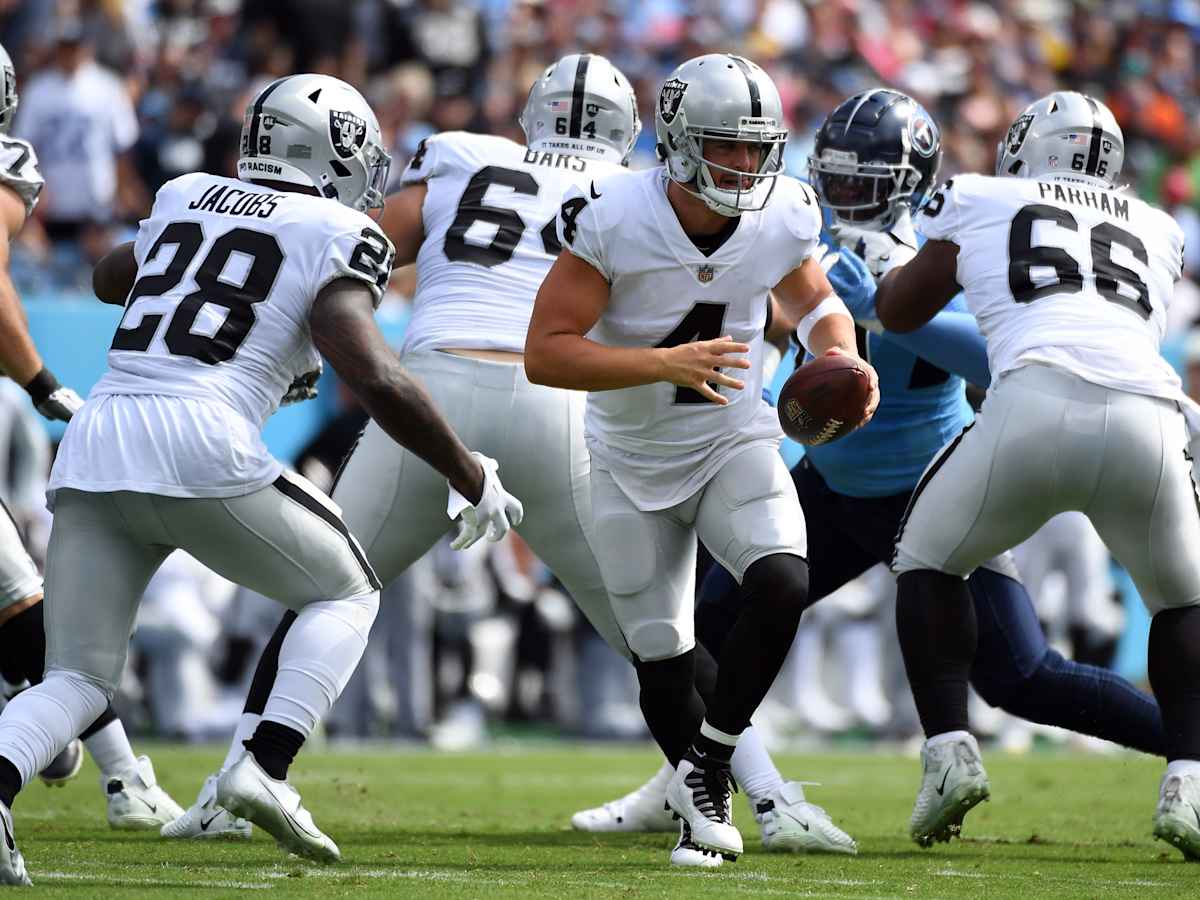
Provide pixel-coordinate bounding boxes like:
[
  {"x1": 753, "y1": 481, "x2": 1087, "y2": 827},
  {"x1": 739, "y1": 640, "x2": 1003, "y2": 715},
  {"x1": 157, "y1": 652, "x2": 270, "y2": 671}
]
[{"x1": 655, "y1": 302, "x2": 730, "y2": 404}]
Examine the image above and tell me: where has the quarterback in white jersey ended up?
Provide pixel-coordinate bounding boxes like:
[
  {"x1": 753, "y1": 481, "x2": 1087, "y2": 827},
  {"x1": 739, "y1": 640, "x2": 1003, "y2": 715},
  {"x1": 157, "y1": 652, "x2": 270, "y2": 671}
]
[
  {"x1": 527, "y1": 54, "x2": 878, "y2": 862},
  {"x1": 163, "y1": 52, "x2": 647, "y2": 844},
  {"x1": 0, "y1": 42, "x2": 188, "y2": 838},
  {"x1": 0, "y1": 74, "x2": 522, "y2": 885},
  {"x1": 867, "y1": 91, "x2": 1200, "y2": 858}
]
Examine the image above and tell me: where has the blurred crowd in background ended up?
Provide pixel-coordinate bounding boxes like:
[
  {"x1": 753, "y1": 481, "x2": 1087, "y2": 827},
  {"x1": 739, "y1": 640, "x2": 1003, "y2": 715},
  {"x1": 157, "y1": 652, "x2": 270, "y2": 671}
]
[{"x1": 0, "y1": 0, "x2": 1197, "y2": 750}]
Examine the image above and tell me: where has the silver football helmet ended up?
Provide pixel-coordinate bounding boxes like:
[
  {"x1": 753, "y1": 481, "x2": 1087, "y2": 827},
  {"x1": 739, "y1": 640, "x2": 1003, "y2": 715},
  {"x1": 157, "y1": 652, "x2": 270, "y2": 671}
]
[
  {"x1": 237, "y1": 74, "x2": 390, "y2": 213},
  {"x1": 995, "y1": 91, "x2": 1124, "y2": 189},
  {"x1": 655, "y1": 54, "x2": 787, "y2": 217},
  {"x1": 519, "y1": 53, "x2": 640, "y2": 165},
  {"x1": 0, "y1": 44, "x2": 17, "y2": 134}
]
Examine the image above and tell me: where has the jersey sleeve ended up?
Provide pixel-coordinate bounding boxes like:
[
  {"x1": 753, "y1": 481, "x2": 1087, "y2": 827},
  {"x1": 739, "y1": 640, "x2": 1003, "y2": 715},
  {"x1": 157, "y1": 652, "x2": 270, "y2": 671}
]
[
  {"x1": 399, "y1": 134, "x2": 444, "y2": 185},
  {"x1": 780, "y1": 178, "x2": 822, "y2": 262},
  {"x1": 315, "y1": 219, "x2": 396, "y2": 308},
  {"x1": 916, "y1": 176, "x2": 967, "y2": 242},
  {"x1": 0, "y1": 138, "x2": 43, "y2": 216},
  {"x1": 557, "y1": 181, "x2": 610, "y2": 280}
]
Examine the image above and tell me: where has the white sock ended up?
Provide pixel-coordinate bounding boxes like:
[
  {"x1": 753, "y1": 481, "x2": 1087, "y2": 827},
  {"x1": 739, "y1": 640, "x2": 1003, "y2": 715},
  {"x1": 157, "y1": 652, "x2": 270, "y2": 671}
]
[
  {"x1": 0, "y1": 671, "x2": 107, "y2": 786},
  {"x1": 731, "y1": 726, "x2": 784, "y2": 804},
  {"x1": 926, "y1": 729, "x2": 973, "y2": 749},
  {"x1": 82, "y1": 719, "x2": 137, "y2": 778},
  {"x1": 1165, "y1": 759, "x2": 1200, "y2": 779},
  {"x1": 220, "y1": 712, "x2": 262, "y2": 773},
  {"x1": 262, "y1": 592, "x2": 378, "y2": 737}
]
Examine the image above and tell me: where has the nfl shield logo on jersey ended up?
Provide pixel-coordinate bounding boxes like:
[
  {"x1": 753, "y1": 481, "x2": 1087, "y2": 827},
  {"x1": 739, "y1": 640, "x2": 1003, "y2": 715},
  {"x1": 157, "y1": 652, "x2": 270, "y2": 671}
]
[
  {"x1": 697, "y1": 264, "x2": 715, "y2": 283},
  {"x1": 329, "y1": 110, "x2": 367, "y2": 159},
  {"x1": 659, "y1": 78, "x2": 688, "y2": 125}
]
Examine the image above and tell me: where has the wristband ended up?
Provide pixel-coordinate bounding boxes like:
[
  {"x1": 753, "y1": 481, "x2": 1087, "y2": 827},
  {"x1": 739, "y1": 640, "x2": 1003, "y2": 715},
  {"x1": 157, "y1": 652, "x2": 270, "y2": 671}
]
[
  {"x1": 23, "y1": 368, "x2": 59, "y2": 406},
  {"x1": 794, "y1": 294, "x2": 852, "y2": 354}
]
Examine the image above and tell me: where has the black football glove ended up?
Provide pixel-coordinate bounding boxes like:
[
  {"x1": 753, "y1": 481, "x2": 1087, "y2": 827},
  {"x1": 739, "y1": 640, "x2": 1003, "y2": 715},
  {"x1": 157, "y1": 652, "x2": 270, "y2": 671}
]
[{"x1": 24, "y1": 368, "x2": 83, "y2": 422}]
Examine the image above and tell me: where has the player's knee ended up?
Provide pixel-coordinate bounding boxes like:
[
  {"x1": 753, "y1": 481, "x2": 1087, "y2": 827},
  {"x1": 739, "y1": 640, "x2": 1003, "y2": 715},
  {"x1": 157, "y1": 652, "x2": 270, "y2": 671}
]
[
  {"x1": 742, "y1": 552, "x2": 811, "y2": 616},
  {"x1": 42, "y1": 666, "x2": 114, "y2": 710},
  {"x1": 627, "y1": 619, "x2": 693, "y2": 662},
  {"x1": 592, "y1": 514, "x2": 657, "y2": 597},
  {"x1": 972, "y1": 647, "x2": 1062, "y2": 711}
]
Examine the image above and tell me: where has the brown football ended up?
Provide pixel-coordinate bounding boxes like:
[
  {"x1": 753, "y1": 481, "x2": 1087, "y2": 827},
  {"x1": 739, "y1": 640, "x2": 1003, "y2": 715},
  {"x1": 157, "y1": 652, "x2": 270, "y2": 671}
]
[{"x1": 777, "y1": 354, "x2": 871, "y2": 446}]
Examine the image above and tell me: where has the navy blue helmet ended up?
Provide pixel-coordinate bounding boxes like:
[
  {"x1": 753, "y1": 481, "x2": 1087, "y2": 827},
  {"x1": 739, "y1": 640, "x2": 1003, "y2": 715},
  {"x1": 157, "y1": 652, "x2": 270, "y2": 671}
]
[{"x1": 808, "y1": 89, "x2": 941, "y2": 228}]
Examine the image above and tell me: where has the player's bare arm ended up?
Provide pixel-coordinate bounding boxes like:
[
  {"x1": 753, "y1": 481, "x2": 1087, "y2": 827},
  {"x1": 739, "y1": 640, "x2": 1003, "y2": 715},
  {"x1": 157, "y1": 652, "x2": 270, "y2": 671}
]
[
  {"x1": 93, "y1": 240, "x2": 137, "y2": 305},
  {"x1": 526, "y1": 249, "x2": 750, "y2": 406},
  {"x1": 310, "y1": 277, "x2": 484, "y2": 503},
  {"x1": 378, "y1": 182, "x2": 426, "y2": 267},
  {"x1": 774, "y1": 256, "x2": 879, "y2": 423},
  {"x1": 0, "y1": 185, "x2": 41, "y2": 385},
  {"x1": 874, "y1": 239, "x2": 961, "y2": 333}
]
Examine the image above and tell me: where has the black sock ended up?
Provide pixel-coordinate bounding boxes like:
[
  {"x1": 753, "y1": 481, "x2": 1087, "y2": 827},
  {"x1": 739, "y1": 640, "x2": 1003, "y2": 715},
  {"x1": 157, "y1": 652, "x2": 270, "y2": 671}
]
[
  {"x1": 243, "y1": 611, "x2": 297, "y2": 716},
  {"x1": 634, "y1": 651, "x2": 705, "y2": 767},
  {"x1": 704, "y1": 553, "x2": 808, "y2": 735},
  {"x1": 1148, "y1": 606, "x2": 1200, "y2": 761},
  {"x1": 243, "y1": 721, "x2": 305, "y2": 781},
  {"x1": 896, "y1": 569, "x2": 977, "y2": 737},
  {"x1": 692, "y1": 642, "x2": 718, "y2": 708},
  {"x1": 691, "y1": 730, "x2": 735, "y2": 765},
  {"x1": 0, "y1": 757, "x2": 20, "y2": 809}
]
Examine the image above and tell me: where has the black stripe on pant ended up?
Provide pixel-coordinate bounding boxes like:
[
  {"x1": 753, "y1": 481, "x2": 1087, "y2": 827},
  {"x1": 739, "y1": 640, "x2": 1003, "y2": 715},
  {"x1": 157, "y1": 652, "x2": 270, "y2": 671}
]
[{"x1": 271, "y1": 475, "x2": 382, "y2": 591}]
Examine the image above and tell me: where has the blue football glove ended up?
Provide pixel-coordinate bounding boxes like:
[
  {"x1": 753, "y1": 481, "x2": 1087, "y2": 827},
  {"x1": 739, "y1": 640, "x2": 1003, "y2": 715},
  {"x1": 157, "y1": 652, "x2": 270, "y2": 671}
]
[{"x1": 810, "y1": 242, "x2": 882, "y2": 334}]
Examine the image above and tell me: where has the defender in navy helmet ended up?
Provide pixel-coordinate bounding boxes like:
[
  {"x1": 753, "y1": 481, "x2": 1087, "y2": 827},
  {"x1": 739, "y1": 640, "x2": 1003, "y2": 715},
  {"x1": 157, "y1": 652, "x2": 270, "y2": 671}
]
[{"x1": 808, "y1": 89, "x2": 941, "y2": 229}]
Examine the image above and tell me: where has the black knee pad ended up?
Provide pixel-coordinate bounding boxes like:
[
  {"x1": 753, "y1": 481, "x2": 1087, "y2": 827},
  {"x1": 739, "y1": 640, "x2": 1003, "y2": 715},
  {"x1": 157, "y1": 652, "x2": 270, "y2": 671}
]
[{"x1": 742, "y1": 553, "x2": 810, "y2": 616}]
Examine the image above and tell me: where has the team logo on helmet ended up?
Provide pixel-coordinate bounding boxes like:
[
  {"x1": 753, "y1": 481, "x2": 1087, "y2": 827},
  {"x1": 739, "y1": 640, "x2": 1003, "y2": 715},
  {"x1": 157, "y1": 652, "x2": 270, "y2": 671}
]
[
  {"x1": 908, "y1": 110, "x2": 938, "y2": 158},
  {"x1": 1005, "y1": 113, "x2": 1035, "y2": 155},
  {"x1": 329, "y1": 110, "x2": 367, "y2": 160},
  {"x1": 659, "y1": 78, "x2": 688, "y2": 126}
]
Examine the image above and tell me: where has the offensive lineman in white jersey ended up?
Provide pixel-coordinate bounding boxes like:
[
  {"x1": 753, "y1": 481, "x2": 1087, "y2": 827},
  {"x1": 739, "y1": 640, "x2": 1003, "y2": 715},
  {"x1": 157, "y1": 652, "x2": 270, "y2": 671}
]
[
  {"x1": 164, "y1": 53, "x2": 856, "y2": 863},
  {"x1": 0, "y1": 73, "x2": 522, "y2": 885},
  {"x1": 859, "y1": 92, "x2": 1200, "y2": 857},
  {"x1": 526, "y1": 54, "x2": 879, "y2": 862},
  {"x1": 0, "y1": 43, "x2": 186, "y2": 831}
]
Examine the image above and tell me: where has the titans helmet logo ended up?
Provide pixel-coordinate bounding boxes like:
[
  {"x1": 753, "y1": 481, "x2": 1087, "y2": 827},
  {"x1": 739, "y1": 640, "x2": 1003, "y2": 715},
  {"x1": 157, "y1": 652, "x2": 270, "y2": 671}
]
[
  {"x1": 659, "y1": 78, "x2": 688, "y2": 126},
  {"x1": 329, "y1": 110, "x2": 367, "y2": 160},
  {"x1": 908, "y1": 110, "x2": 938, "y2": 158}
]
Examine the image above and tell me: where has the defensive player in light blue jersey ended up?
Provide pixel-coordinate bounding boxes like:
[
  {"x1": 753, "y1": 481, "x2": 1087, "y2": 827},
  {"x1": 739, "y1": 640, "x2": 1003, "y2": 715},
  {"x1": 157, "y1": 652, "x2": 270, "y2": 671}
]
[{"x1": 702, "y1": 89, "x2": 1163, "y2": 755}]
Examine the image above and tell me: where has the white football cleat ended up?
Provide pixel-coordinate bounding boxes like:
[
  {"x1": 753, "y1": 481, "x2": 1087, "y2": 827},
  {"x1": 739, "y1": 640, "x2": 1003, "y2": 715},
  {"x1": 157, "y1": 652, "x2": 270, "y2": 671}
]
[
  {"x1": 0, "y1": 801, "x2": 30, "y2": 886},
  {"x1": 909, "y1": 733, "x2": 990, "y2": 848},
  {"x1": 665, "y1": 755, "x2": 742, "y2": 860},
  {"x1": 105, "y1": 756, "x2": 186, "y2": 830},
  {"x1": 755, "y1": 782, "x2": 857, "y2": 854},
  {"x1": 160, "y1": 774, "x2": 252, "y2": 840},
  {"x1": 670, "y1": 820, "x2": 723, "y2": 868},
  {"x1": 217, "y1": 752, "x2": 339, "y2": 863},
  {"x1": 571, "y1": 762, "x2": 675, "y2": 833},
  {"x1": 1152, "y1": 772, "x2": 1200, "y2": 861},
  {"x1": 39, "y1": 739, "x2": 83, "y2": 787}
]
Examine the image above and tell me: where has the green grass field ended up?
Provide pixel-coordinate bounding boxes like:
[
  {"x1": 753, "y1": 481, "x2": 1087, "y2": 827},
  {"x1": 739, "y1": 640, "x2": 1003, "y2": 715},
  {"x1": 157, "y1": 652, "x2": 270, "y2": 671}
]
[{"x1": 6, "y1": 744, "x2": 1196, "y2": 898}]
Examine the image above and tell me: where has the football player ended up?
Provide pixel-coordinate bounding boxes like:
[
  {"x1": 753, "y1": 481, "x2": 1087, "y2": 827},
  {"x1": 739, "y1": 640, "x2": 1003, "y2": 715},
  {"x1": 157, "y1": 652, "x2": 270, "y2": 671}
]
[
  {"x1": 525, "y1": 54, "x2": 878, "y2": 862},
  {"x1": 867, "y1": 92, "x2": 1200, "y2": 857},
  {"x1": 165, "y1": 53, "x2": 857, "y2": 865},
  {"x1": 0, "y1": 43, "x2": 185, "y2": 830},
  {"x1": 0, "y1": 73, "x2": 521, "y2": 885},
  {"x1": 571, "y1": 87, "x2": 1169, "y2": 851}
]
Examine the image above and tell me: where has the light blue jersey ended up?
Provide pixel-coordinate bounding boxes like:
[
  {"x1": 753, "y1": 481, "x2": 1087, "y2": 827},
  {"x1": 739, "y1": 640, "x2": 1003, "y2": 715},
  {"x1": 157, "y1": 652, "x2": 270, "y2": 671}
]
[{"x1": 800, "y1": 232, "x2": 981, "y2": 498}]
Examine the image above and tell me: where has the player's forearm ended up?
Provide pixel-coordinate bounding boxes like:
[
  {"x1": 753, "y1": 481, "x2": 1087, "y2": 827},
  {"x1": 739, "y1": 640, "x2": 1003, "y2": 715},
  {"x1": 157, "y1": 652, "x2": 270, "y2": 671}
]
[
  {"x1": 0, "y1": 272, "x2": 43, "y2": 385},
  {"x1": 525, "y1": 333, "x2": 667, "y2": 391},
  {"x1": 803, "y1": 311, "x2": 858, "y2": 359},
  {"x1": 879, "y1": 310, "x2": 992, "y2": 387},
  {"x1": 351, "y1": 361, "x2": 483, "y2": 503}
]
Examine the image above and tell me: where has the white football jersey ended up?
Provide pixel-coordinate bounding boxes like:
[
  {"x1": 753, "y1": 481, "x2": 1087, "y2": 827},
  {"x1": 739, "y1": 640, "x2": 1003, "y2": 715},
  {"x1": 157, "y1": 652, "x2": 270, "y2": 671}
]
[
  {"x1": 398, "y1": 131, "x2": 624, "y2": 354},
  {"x1": 49, "y1": 172, "x2": 394, "y2": 501},
  {"x1": 917, "y1": 173, "x2": 1185, "y2": 400},
  {"x1": 0, "y1": 136, "x2": 43, "y2": 217},
  {"x1": 565, "y1": 167, "x2": 822, "y2": 510}
]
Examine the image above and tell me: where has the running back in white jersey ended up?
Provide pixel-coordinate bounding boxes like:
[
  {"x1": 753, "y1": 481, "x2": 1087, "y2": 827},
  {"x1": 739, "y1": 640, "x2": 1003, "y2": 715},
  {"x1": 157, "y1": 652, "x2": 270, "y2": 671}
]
[
  {"x1": 50, "y1": 172, "x2": 393, "y2": 501},
  {"x1": 398, "y1": 131, "x2": 624, "y2": 354},
  {"x1": 563, "y1": 167, "x2": 822, "y2": 510},
  {"x1": 917, "y1": 173, "x2": 1185, "y2": 399},
  {"x1": 0, "y1": 136, "x2": 43, "y2": 216}
]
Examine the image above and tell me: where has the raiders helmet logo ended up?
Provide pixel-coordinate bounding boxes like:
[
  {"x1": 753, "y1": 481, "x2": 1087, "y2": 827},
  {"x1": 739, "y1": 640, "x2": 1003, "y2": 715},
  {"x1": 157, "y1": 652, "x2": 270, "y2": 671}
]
[
  {"x1": 908, "y1": 110, "x2": 938, "y2": 158},
  {"x1": 329, "y1": 110, "x2": 367, "y2": 160},
  {"x1": 1005, "y1": 113, "x2": 1035, "y2": 155},
  {"x1": 659, "y1": 78, "x2": 688, "y2": 126}
]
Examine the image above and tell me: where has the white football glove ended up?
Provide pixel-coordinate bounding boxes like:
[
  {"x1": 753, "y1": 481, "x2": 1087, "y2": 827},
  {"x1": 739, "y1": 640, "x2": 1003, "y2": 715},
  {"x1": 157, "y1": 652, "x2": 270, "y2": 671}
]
[
  {"x1": 446, "y1": 452, "x2": 524, "y2": 551},
  {"x1": 24, "y1": 369, "x2": 83, "y2": 422},
  {"x1": 829, "y1": 210, "x2": 918, "y2": 279}
]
